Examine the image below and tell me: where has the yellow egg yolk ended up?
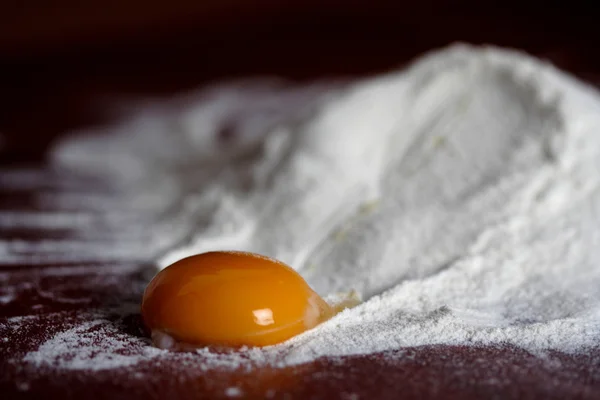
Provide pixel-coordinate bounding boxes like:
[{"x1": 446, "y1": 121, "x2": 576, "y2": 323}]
[{"x1": 141, "y1": 251, "x2": 334, "y2": 348}]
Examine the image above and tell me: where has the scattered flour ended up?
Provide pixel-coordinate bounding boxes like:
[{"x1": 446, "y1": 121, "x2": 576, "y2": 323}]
[
  {"x1": 22, "y1": 317, "x2": 163, "y2": 370},
  {"x1": 14, "y1": 44, "x2": 600, "y2": 370}
]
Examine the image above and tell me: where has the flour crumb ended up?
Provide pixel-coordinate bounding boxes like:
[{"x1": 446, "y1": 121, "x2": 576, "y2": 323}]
[{"x1": 225, "y1": 387, "x2": 243, "y2": 397}]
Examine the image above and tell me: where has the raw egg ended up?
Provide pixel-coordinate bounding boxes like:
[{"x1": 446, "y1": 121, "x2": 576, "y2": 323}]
[{"x1": 141, "y1": 251, "x2": 335, "y2": 348}]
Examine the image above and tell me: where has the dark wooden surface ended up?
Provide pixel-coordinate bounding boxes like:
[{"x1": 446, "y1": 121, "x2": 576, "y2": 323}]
[{"x1": 1, "y1": 5, "x2": 600, "y2": 399}]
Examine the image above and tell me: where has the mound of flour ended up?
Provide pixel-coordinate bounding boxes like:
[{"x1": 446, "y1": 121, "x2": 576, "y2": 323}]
[{"x1": 44, "y1": 44, "x2": 600, "y2": 367}]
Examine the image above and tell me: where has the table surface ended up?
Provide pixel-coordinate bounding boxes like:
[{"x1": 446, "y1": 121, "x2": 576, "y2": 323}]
[{"x1": 1, "y1": 9, "x2": 600, "y2": 400}]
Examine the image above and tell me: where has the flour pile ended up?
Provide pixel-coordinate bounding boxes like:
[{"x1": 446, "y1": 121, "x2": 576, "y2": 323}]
[{"x1": 35, "y1": 44, "x2": 600, "y2": 367}]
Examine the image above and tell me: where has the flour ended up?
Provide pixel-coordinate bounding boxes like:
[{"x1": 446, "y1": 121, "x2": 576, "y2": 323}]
[
  {"x1": 16, "y1": 44, "x2": 600, "y2": 370},
  {"x1": 225, "y1": 387, "x2": 244, "y2": 397},
  {"x1": 22, "y1": 317, "x2": 163, "y2": 370}
]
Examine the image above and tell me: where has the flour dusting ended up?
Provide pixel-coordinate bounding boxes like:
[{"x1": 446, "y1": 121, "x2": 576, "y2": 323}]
[{"x1": 9, "y1": 44, "x2": 600, "y2": 371}]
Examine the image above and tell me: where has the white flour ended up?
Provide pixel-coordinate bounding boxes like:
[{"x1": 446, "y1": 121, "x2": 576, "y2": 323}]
[{"x1": 14, "y1": 44, "x2": 600, "y2": 370}]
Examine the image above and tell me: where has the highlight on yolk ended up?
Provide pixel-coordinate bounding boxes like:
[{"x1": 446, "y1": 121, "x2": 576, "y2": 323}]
[{"x1": 141, "y1": 251, "x2": 335, "y2": 348}]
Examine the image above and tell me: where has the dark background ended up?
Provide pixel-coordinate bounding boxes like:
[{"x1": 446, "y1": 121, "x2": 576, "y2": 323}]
[{"x1": 1, "y1": 1, "x2": 599, "y2": 163}]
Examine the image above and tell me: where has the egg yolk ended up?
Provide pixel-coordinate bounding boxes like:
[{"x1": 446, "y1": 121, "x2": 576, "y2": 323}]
[{"x1": 141, "y1": 251, "x2": 334, "y2": 348}]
